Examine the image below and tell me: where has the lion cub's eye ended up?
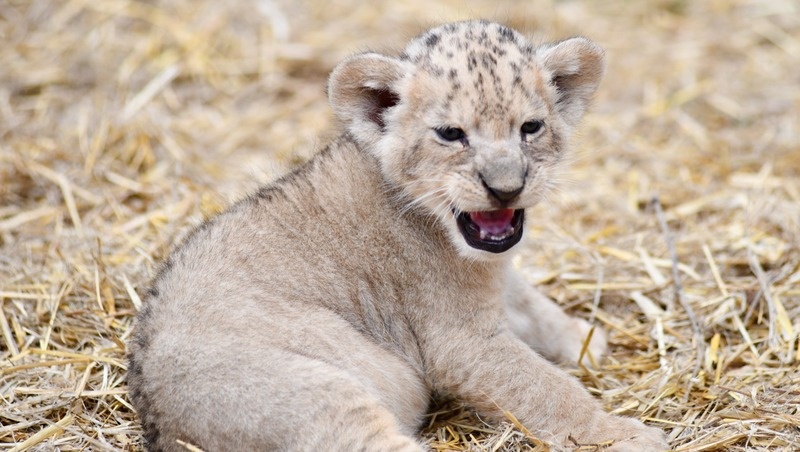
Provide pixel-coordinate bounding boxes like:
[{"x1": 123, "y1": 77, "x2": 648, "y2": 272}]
[
  {"x1": 435, "y1": 127, "x2": 466, "y2": 142},
  {"x1": 520, "y1": 120, "x2": 544, "y2": 135}
]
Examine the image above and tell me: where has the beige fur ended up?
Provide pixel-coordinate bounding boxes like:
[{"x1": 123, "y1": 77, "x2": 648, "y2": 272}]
[{"x1": 128, "y1": 20, "x2": 667, "y2": 451}]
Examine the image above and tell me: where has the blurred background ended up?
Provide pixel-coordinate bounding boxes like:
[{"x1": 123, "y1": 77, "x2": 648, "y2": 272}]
[{"x1": 1, "y1": 0, "x2": 798, "y2": 450}]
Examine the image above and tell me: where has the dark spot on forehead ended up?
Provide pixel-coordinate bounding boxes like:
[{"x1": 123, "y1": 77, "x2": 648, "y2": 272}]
[
  {"x1": 481, "y1": 52, "x2": 497, "y2": 70},
  {"x1": 425, "y1": 33, "x2": 441, "y2": 48},
  {"x1": 479, "y1": 29, "x2": 489, "y2": 43},
  {"x1": 474, "y1": 72, "x2": 485, "y2": 93},
  {"x1": 467, "y1": 52, "x2": 478, "y2": 71},
  {"x1": 497, "y1": 25, "x2": 515, "y2": 41}
]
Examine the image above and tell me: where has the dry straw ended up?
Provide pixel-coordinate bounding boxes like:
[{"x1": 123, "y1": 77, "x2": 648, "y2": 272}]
[{"x1": 1, "y1": 0, "x2": 798, "y2": 450}]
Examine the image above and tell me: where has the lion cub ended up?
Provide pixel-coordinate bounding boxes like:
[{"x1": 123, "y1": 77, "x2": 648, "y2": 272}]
[{"x1": 128, "y1": 20, "x2": 667, "y2": 451}]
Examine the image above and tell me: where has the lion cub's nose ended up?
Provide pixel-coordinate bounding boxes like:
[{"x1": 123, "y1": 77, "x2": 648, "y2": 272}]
[
  {"x1": 478, "y1": 151, "x2": 526, "y2": 204},
  {"x1": 481, "y1": 179, "x2": 524, "y2": 203}
]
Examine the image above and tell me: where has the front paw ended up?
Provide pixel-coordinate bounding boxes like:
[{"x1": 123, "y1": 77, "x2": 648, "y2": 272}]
[
  {"x1": 606, "y1": 424, "x2": 667, "y2": 452},
  {"x1": 587, "y1": 416, "x2": 668, "y2": 452},
  {"x1": 560, "y1": 317, "x2": 607, "y2": 366}
]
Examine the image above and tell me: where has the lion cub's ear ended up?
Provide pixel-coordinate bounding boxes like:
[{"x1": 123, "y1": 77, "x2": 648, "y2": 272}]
[
  {"x1": 327, "y1": 53, "x2": 413, "y2": 147},
  {"x1": 536, "y1": 38, "x2": 606, "y2": 127}
]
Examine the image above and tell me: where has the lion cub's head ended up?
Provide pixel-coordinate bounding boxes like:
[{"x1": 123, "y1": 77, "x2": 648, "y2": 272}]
[{"x1": 328, "y1": 20, "x2": 605, "y2": 259}]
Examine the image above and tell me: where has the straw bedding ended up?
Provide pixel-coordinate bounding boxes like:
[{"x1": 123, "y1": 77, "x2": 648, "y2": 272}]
[{"x1": 1, "y1": 0, "x2": 798, "y2": 450}]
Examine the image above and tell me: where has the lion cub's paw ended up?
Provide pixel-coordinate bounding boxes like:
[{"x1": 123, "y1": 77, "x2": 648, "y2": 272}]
[
  {"x1": 605, "y1": 427, "x2": 668, "y2": 452},
  {"x1": 560, "y1": 317, "x2": 608, "y2": 366},
  {"x1": 600, "y1": 416, "x2": 668, "y2": 452}
]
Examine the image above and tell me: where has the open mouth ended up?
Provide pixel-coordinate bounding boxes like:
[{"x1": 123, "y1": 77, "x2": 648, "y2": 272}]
[{"x1": 455, "y1": 209, "x2": 525, "y2": 253}]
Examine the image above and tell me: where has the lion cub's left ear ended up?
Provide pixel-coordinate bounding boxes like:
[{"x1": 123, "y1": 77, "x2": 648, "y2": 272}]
[
  {"x1": 327, "y1": 53, "x2": 413, "y2": 147},
  {"x1": 536, "y1": 37, "x2": 606, "y2": 127}
]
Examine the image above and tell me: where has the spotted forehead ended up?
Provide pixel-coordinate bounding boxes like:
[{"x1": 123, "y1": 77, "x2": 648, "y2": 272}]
[
  {"x1": 400, "y1": 21, "x2": 545, "y2": 125},
  {"x1": 401, "y1": 21, "x2": 536, "y2": 73}
]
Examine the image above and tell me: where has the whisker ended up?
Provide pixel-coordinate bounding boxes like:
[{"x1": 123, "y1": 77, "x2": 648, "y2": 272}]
[{"x1": 398, "y1": 186, "x2": 449, "y2": 211}]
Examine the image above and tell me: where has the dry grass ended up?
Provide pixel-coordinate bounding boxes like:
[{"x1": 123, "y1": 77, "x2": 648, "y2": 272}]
[{"x1": 1, "y1": 0, "x2": 799, "y2": 450}]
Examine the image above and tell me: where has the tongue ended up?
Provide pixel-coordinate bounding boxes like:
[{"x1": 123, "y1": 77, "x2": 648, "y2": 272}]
[{"x1": 469, "y1": 209, "x2": 515, "y2": 235}]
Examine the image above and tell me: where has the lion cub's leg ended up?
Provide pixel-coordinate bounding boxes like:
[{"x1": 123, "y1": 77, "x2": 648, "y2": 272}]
[
  {"x1": 132, "y1": 326, "x2": 427, "y2": 451},
  {"x1": 257, "y1": 350, "x2": 427, "y2": 452},
  {"x1": 503, "y1": 270, "x2": 607, "y2": 365}
]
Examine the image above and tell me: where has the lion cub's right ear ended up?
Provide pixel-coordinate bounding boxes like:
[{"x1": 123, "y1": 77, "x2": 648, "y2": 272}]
[{"x1": 327, "y1": 53, "x2": 413, "y2": 148}]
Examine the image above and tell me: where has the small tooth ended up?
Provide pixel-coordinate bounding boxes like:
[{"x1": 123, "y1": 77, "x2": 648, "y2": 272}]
[
  {"x1": 488, "y1": 227, "x2": 514, "y2": 241},
  {"x1": 478, "y1": 226, "x2": 516, "y2": 242}
]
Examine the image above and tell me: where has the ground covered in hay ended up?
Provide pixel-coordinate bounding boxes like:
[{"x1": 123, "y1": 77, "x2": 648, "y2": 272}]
[{"x1": 1, "y1": 0, "x2": 798, "y2": 450}]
